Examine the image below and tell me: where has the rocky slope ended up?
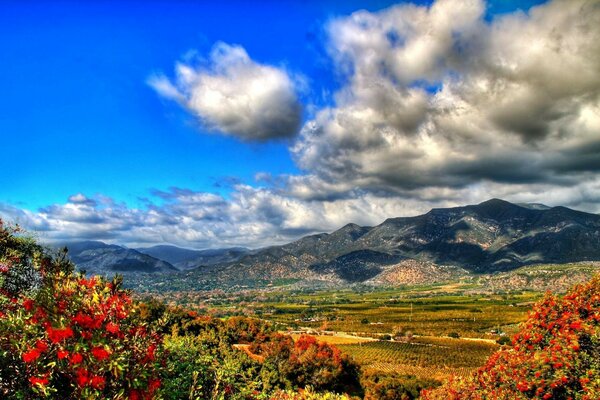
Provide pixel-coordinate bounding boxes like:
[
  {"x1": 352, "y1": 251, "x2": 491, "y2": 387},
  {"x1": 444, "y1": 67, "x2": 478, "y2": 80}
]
[{"x1": 208, "y1": 199, "x2": 600, "y2": 282}]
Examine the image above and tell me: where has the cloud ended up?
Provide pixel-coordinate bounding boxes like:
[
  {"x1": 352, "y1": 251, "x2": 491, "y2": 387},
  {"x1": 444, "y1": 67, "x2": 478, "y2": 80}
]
[
  {"x1": 5, "y1": 175, "x2": 600, "y2": 249},
  {"x1": 293, "y1": 0, "x2": 600, "y2": 197},
  {"x1": 149, "y1": 42, "x2": 303, "y2": 141}
]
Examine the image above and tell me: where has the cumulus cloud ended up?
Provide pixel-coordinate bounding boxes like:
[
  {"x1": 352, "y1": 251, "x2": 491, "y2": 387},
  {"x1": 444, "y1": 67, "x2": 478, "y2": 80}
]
[
  {"x1": 4, "y1": 176, "x2": 600, "y2": 249},
  {"x1": 149, "y1": 42, "x2": 302, "y2": 141},
  {"x1": 293, "y1": 0, "x2": 600, "y2": 197}
]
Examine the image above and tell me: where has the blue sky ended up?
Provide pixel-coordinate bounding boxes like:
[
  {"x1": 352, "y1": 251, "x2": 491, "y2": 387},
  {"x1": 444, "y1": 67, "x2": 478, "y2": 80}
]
[
  {"x1": 1, "y1": 0, "x2": 598, "y2": 248},
  {"x1": 0, "y1": 0, "x2": 408, "y2": 209}
]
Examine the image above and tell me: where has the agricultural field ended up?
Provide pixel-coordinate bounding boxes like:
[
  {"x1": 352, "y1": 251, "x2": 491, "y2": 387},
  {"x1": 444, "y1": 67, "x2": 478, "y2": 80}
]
[
  {"x1": 143, "y1": 282, "x2": 540, "y2": 339},
  {"x1": 338, "y1": 337, "x2": 498, "y2": 381},
  {"x1": 139, "y1": 281, "x2": 540, "y2": 385}
]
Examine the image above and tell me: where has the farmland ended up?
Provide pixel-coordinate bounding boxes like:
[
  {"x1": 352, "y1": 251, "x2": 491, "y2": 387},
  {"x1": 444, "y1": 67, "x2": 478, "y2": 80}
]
[
  {"x1": 138, "y1": 281, "x2": 540, "y2": 386},
  {"x1": 140, "y1": 281, "x2": 541, "y2": 339},
  {"x1": 338, "y1": 337, "x2": 498, "y2": 381}
]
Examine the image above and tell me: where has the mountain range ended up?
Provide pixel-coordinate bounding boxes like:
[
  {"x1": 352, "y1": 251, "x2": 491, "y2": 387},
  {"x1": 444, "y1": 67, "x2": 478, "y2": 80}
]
[{"x1": 59, "y1": 199, "x2": 600, "y2": 287}]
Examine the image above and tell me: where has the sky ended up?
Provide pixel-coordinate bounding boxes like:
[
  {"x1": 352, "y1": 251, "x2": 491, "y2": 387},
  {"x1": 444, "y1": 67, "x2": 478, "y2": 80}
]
[{"x1": 1, "y1": 0, "x2": 599, "y2": 249}]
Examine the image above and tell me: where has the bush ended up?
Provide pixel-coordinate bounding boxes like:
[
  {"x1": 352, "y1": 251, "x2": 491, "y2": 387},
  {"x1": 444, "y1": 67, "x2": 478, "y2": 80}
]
[
  {"x1": 0, "y1": 220, "x2": 164, "y2": 399},
  {"x1": 496, "y1": 336, "x2": 511, "y2": 346},
  {"x1": 271, "y1": 386, "x2": 350, "y2": 400},
  {"x1": 361, "y1": 370, "x2": 439, "y2": 400},
  {"x1": 422, "y1": 275, "x2": 600, "y2": 400}
]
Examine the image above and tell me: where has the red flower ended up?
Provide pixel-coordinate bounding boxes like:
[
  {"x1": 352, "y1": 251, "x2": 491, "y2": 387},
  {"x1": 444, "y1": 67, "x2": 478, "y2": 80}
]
[
  {"x1": 23, "y1": 298, "x2": 34, "y2": 311},
  {"x1": 106, "y1": 322, "x2": 120, "y2": 334},
  {"x1": 90, "y1": 375, "x2": 106, "y2": 390},
  {"x1": 129, "y1": 389, "x2": 141, "y2": 400},
  {"x1": 47, "y1": 326, "x2": 74, "y2": 343},
  {"x1": 29, "y1": 376, "x2": 49, "y2": 386},
  {"x1": 91, "y1": 346, "x2": 110, "y2": 361},
  {"x1": 76, "y1": 368, "x2": 89, "y2": 387},
  {"x1": 35, "y1": 340, "x2": 49, "y2": 352},
  {"x1": 569, "y1": 321, "x2": 583, "y2": 330},
  {"x1": 69, "y1": 352, "x2": 83, "y2": 365},
  {"x1": 517, "y1": 381, "x2": 529, "y2": 392},
  {"x1": 22, "y1": 349, "x2": 41, "y2": 363},
  {"x1": 72, "y1": 312, "x2": 94, "y2": 328},
  {"x1": 146, "y1": 344, "x2": 157, "y2": 361},
  {"x1": 148, "y1": 378, "x2": 161, "y2": 392},
  {"x1": 57, "y1": 350, "x2": 69, "y2": 359}
]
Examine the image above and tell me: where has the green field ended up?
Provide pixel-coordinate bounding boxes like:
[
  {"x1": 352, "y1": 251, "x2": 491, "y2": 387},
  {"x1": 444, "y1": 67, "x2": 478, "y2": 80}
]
[{"x1": 141, "y1": 282, "x2": 540, "y2": 338}]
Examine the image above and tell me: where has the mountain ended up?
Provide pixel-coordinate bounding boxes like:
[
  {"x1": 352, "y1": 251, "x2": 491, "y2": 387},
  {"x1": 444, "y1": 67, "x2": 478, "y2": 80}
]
[
  {"x1": 203, "y1": 199, "x2": 600, "y2": 284},
  {"x1": 61, "y1": 241, "x2": 178, "y2": 275},
  {"x1": 59, "y1": 199, "x2": 600, "y2": 288},
  {"x1": 136, "y1": 245, "x2": 249, "y2": 270}
]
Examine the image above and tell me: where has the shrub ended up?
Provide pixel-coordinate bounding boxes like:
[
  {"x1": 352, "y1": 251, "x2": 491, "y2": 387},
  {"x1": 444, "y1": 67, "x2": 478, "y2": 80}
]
[
  {"x1": 361, "y1": 370, "x2": 440, "y2": 400},
  {"x1": 422, "y1": 275, "x2": 600, "y2": 400},
  {"x1": 0, "y1": 220, "x2": 164, "y2": 399},
  {"x1": 271, "y1": 386, "x2": 350, "y2": 400}
]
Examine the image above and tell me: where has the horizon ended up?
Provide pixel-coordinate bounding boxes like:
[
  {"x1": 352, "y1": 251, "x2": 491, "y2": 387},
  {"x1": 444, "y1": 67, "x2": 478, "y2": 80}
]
[
  {"x1": 46, "y1": 198, "x2": 589, "y2": 250},
  {"x1": 2, "y1": 0, "x2": 599, "y2": 249}
]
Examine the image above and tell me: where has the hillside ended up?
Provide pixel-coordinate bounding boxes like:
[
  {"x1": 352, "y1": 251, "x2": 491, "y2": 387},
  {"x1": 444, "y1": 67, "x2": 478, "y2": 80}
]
[
  {"x1": 61, "y1": 241, "x2": 178, "y2": 275},
  {"x1": 136, "y1": 245, "x2": 249, "y2": 270},
  {"x1": 206, "y1": 199, "x2": 600, "y2": 283}
]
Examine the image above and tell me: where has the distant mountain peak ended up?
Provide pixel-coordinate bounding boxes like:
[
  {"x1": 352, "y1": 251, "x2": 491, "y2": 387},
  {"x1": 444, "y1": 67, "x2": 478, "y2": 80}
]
[{"x1": 478, "y1": 198, "x2": 514, "y2": 207}]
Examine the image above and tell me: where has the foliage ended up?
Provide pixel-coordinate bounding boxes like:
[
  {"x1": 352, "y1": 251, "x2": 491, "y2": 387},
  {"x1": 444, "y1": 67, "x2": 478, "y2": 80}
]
[
  {"x1": 286, "y1": 335, "x2": 360, "y2": 393},
  {"x1": 0, "y1": 220, "x2": 163, "y2": 399},
  {"x1": 422, "y1": 275, "x2": 600, "y2": 399},
  {"x1": 360, "y1": 370, "x2": 439, "y2": 400},
  {"x1": 160, "y1": 335, "x2": 262, "y2": 400},
  {"x1": 270, "y1": 386, "x2": 350, "y2": 400},
  {"x1": 138, "y1": 302, "x2": 360, "y2": 399}
]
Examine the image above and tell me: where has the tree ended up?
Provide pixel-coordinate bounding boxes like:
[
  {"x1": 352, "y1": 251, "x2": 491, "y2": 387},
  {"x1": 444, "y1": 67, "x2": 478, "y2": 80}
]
[
  {"x1": 0, "y1": 219, "x2": 164, "y2": 399},
  {"x1": 422, "y1": 275, "x2": 600, "y2": 400}
]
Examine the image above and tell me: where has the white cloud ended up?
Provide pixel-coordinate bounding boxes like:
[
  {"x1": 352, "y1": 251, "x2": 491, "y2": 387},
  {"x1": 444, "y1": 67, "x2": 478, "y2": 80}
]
[
  {"x1": 149, "y1": 42, "x2": 302, "y2": 141},
  {"x1": 4, "y1": 176, "x2": 600, "y2": 249},
  {"x1": 293, "y1": 0, "x2": 600, "y2": 197}
]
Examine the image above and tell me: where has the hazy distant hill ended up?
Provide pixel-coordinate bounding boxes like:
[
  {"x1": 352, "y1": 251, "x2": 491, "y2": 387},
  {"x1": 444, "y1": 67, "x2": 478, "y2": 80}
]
[
  {"x1": 61, "y1": 241, "x2": 178, "y2": 275},
  {"x1": 136, "y1": 245, "x2": 249, "y2": 270}
]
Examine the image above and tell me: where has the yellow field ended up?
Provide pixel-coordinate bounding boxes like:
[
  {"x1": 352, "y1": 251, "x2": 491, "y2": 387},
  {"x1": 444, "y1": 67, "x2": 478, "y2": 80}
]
[{"x1": 289, "y1": 333, "x2": 374, "y2": 345}]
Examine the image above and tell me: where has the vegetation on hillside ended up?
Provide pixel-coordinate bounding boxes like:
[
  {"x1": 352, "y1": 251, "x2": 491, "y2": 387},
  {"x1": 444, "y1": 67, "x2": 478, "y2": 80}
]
[{"x1": 0, "y1": 221, "x2": 163, "y2": 398}]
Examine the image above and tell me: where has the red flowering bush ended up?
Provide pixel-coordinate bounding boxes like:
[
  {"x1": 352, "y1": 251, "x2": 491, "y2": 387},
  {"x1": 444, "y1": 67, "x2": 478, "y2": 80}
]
[
  {"x1": 422, "y1": 275, "x2": 600, "y2": 400},
  {"x1": 285, "y1": 335, "x2": 359, "y2": 393},
  {"x1": 0, "y1": 220, "x2": 163, "y2": 399}
]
